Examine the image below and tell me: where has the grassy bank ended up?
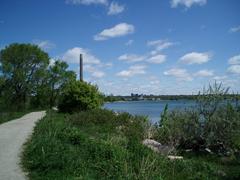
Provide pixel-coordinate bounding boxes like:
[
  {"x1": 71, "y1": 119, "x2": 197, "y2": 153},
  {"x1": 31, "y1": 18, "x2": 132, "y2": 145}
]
[
  {"x1": 22, "y1": 109, "x2": 239, "y2": 179},
  {"x1": 0, "y1": 111, "x2": 30, "y2": 124}
]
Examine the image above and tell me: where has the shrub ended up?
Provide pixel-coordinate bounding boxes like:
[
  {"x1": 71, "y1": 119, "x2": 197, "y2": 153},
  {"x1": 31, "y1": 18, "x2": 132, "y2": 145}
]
[
  {"x1": 23, "y1": 110, "x2": 236, "y2": 179},
  {"x1": 69, "y1": 109, "x2": 150, "y2": 142},
  {"x1": 157, "y1": 107, "x2": 202, "y2": 150},
  {"x1": 156, "y1": 83, "x2": 240, "y2": 155},
  {"x1": 58, "y1": 80, "x2": 103, "y2": 113}
]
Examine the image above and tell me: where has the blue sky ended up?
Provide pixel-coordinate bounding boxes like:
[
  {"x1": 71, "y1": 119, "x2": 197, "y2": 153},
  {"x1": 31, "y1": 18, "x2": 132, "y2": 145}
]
[{"x1": 1, "y1": 0, "x2": 240, "y2": 95}]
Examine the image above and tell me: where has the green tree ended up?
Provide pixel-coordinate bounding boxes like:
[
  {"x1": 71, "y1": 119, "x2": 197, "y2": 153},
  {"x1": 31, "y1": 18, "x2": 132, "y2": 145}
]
[
  {"x1": 58, "y1": 80, "x2": 103, "y2": 113},
  {"x1": 48, "y1": 60, "x2": 76, "y2": 107},
  {"x1": 0, "y1": 76, "x2": 6, "y2": 109},
  {"x1": 31, "y1": 60, "x2": 76, "y2": 108},
  {"x1": 0, "y1": 43, "x2": 50, "y2": 109}
]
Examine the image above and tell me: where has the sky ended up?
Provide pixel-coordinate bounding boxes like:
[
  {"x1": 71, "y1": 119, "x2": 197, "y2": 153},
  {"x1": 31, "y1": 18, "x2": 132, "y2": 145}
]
[{"x1": 0, "y1": 0, "x2": 240, "y2": 95}]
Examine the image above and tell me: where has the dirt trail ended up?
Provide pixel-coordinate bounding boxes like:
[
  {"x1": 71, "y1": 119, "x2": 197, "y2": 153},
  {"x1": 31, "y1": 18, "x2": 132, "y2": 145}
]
[{"x1": 0, "y1": 111, "x2": 46, "y2": 180}]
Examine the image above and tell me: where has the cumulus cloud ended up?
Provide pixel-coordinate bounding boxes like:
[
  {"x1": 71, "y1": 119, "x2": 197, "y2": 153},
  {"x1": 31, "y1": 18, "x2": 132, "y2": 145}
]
[
  {"x1": 171, "y1": 0, "x2": 207, "y2": 8},
  {"x1": 33, "y1": 40, "x2": 55, "y2": 50},
  {"x1": 228, "y1": 54, "x2": 240, "y2": 65},
  {"x1": 212, "y1": 75, "x2": 238, "y2": 88},
  {"x1": 84, "y1": 65, "x2": 105, "y2": 78},
  {"x1": 116, "y1": 65, "x2": 147, "y2": 77},
  {"x1": 229, "y1": 26, "x2": 240, "y2": 33},
  {"x1": 94, "y1": 23, "x2": 134, "y2": 41},
  {"x1": 227, "y1": 65, "x2": 240, "y2": 74},
  {"x1": 108, "y1": 2, "x2": 125, "y2": 15},
  {"x1": 66, "y1": 0, "x2": 108, "y2": 5},
  {"x1": 147, "y1": 39, "x2": 175, "y2": 54},
  {"x1": 147, "y1": 54, "x2": 166, "y2": 64},
  {"x1": 118, "y1": 54, "x2": 145, "y2": 63},
  {"x1": 62, "y1": 47, "x2": 100, "y2": 64},
  {"x1": 194, "y1": 69, "x2": 214, "y2": 77},
  {"x1": 179, "y1": 52, "x2": 211, "y2": 65},
  {"x1": 164, "y1": 68, "x2": 193, "y2": 81}
]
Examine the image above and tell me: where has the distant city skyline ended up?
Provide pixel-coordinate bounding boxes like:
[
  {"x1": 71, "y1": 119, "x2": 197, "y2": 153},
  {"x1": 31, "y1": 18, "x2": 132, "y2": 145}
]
[{"x1": 1, "y1": 0, "x2": 240, "y2": 95}]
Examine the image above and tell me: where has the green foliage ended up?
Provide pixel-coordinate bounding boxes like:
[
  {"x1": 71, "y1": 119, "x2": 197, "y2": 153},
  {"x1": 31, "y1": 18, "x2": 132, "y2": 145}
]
[
  {"x1": 0, "y1": 111, "x2": 30, "y2": 124},
  {"x1": 204, "y1": 103, "x2": 240, "y2": 153},
  {"x1": 104, "y1": 94, "x2": 125, "y2": 102},
  {"x1": 160, "y1": 104, "x2": 169, "y2": 127},
  {"x1": 0, "y1": 43, "x2": 50, "y2": 110},
  {"x1": 156, "y1": 83, "x2": 240, "y2": 156},
  {"x1": 157, "y1": 109, "x2": 201, "y2": 149},
  {"x1": 0, "y1": 43, "x2": 78, "y2": 110},
  {"x1": 197, "y1": 82, "x2": 230, "y2": 119},
  {"x1": 31, "y1": 60, "x2": 76, "y2": 108},
  {"x1": 58, "y1": 80, "x2": 103, "y2": 113},
  {"x1": 22, "y1": 110, "x2": 230, "y2": 179}
]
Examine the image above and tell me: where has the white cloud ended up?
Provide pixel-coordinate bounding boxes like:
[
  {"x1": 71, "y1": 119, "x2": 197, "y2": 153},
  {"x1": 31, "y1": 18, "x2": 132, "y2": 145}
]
[
  {"x1": 108, "y1": 2, "x2": 125, "y2": 15},
  {"x1": 228, "y1": 54, "x2": 240, "y2": 65},
  {"x1": 102, "y1": 62, "x2": 113, "y2": 68},
  {"x1": 125, "y1": 39, "x2": 134, "y2": 46},
  {"x1": 147, "y1": 54, "x2": 166, "y2": 64},
  {"x1": 84, "y1": 64, "x2": 105, "y2": 78},
  {"x1": 212, "y1": 75, "x2": 238, "y2": 88},
  {"x1": 33, "y1": 40, "x2": 55, "y2": 50},
  {"x1": 116, "y1": 65, "x2": 147, "y2": 77},
  {"x1": 118, "y1": 54, "x2": 145, "y2": 63},
  {"x1": 66, "y1": 0, "x2": 108, "y2": 5},
  {"x1": 179, "y1": 52, "x2": 211, "y2": 65},
  {"x1": 229, "y1": 26, "x2": 240, "y2": 33},
  {"x1": 92, "y1": 71, "x2": 105, "y2": 78},
  {"x1": 171, "y1": 0, "x2": 207, "y2": 8},
  {"x1": 62, "y1": 47, "x2": 100, "y2": 64},
  {"x1": 213, "y1": 75, "x2": 228, "y2": 81},
  {"x1": 194, "y1": 69, "x2": 214, "y2": 77},
  {"x1": 164, "y1": 68, "x2": 193, "y2": 81},
  {"x1": 94, "y1": 23, "x2": 135, "y2": 41},
  {"x1": 147, "y1": 39, "x2": 175, "y2": 54},
  {"x1": 227, "y1": 65, "x2": 240, "y2": 74}
]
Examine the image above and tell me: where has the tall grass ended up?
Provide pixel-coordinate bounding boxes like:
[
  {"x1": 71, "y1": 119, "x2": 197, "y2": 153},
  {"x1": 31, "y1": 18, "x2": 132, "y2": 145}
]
[{"x1": 22, "y1": 110, "x2": 230, "y2": 179}]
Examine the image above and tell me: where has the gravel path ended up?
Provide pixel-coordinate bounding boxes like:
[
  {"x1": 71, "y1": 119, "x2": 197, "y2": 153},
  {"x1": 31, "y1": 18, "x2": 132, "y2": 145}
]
[{"x1": 0, "y1": 111, "x2": 46, "y2": 180}]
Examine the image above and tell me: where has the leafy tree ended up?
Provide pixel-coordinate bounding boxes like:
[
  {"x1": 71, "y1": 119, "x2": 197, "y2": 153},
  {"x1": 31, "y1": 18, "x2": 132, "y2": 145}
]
[
  {"x1": 32, "y1": 60, "x2": 76, "y2": 108},
  {"x1": 48, "y1": 60, "x2": 76, "y2": 107},
  {"x1": 0, "y1": 76, "x2": 6, "y2": 109},
  {"x1": 0, "y1": 76, "x2": 5, "y2": 94},
  {"x1": 58, "y1": 80, "x2": 103, "y2": 113},
  {"x1": 0, "y1": 43, "x2": 49, "y2": 109}
]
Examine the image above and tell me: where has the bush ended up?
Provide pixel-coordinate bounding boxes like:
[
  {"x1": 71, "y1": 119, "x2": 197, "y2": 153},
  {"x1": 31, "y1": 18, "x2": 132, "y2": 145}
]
[
  {"x1": 23, "y1": 110, "x2": 227, "y2": 179},
  {"x1": 69, "y1": 109, "x2": 150, "y2": 142},
  {"x1": 157, "y1": 107, "x2": 202, "y2": 150},
  {"x1": 58, "y1": 80, "x2": 103, "y2": 113},
  {"x1": 156, "y1": 83, "x2": 240, "y2": 155}
]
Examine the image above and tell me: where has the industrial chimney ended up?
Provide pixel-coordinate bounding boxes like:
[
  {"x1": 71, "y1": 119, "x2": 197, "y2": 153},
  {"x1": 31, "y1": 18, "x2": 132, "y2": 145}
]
[{"x1": 80, "y1": 54, "x2": 83, "y2": 81}]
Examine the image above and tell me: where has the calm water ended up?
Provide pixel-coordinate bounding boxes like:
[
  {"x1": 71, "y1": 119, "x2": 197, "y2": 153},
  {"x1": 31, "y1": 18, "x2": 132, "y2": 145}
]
[{"x1": 104, "y1": 100, "x2": 196, "y2": 123}]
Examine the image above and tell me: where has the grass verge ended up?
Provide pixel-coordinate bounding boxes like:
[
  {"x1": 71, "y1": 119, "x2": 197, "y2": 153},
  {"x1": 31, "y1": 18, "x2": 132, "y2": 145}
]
[
  {"x1": 22, "y1": 110, "x2": 239, "y2": 179},
  {"x1": 0, "y1": 111, "x2": 31, "y2": 124}
]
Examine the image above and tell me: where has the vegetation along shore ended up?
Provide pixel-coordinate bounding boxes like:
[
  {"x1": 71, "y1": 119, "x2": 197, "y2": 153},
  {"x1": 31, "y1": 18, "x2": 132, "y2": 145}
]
[{"x1": 0, "y1": 44, "x2": 240, "y2": 179}]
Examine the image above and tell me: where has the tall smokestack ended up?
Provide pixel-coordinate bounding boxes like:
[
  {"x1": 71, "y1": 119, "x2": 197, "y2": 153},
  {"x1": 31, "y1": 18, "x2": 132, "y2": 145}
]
[{"x1": 80, "y1": 54, "x2": 83, "y2": 81}]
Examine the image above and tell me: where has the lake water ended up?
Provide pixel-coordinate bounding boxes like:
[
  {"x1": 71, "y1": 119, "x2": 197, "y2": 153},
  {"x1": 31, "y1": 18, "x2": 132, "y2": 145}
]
[{"x1": 104, "y1": 100, "x2": 196, "y2": 123}]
